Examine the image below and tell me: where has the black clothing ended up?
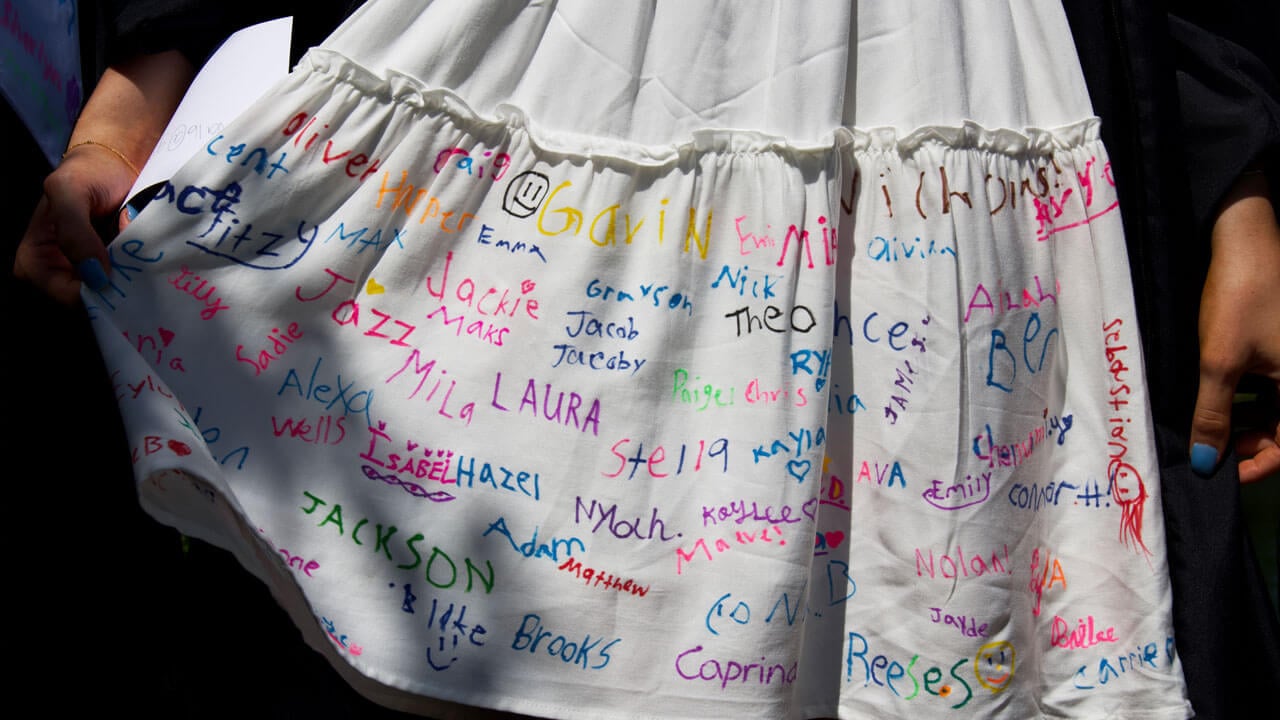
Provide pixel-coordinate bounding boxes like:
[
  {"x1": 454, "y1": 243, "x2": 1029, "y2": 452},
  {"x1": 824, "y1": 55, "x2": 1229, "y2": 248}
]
[
  {"x1": 1064, "y1": 1, "x2": 1280, "y2": 717},
  {"x1": 84, "y1": 1, "x2": 360, "y2": 93}
]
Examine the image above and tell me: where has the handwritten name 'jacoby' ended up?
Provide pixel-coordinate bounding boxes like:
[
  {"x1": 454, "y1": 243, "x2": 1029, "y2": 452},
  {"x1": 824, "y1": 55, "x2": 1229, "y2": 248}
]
[{"x1": 551, "y1": 309, "x2": 646, "y2": 376}]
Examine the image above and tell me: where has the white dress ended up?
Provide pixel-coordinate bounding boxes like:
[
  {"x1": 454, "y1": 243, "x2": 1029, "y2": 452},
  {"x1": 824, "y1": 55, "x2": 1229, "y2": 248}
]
[{"x1": 90, "y1": 1, "x2": 1191, "y2": 717}]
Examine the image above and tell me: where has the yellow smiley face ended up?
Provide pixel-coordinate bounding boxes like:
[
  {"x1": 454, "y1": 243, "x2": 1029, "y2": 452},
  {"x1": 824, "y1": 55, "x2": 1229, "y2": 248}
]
[{"x1": 974, "y1": 640, "x2": 1016, "y2": 692}]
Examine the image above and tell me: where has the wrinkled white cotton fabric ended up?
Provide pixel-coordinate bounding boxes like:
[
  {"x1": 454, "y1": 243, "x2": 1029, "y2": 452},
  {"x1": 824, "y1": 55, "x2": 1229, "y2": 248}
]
[{"x1": 89, "y1": 1, "x2": 1191, "y2": 717}]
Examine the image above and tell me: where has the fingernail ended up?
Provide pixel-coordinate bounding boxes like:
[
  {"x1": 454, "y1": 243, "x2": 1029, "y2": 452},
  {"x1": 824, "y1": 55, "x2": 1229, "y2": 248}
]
[
  {"x1": 78, "y1": 258, "x2": 109, "y2": 291},
  {"x1": 1190, "y1": 443, "x2": 1218, "y2": 476},
  {"x1": 125, "y1": 203, "x2": 139, "y2": 221}
]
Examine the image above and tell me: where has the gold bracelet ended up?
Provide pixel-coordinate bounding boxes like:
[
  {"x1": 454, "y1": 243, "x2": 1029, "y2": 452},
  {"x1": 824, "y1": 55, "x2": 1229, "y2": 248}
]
[{"x1": 63, "y1": 139, "x2": 141, "y2": 176}]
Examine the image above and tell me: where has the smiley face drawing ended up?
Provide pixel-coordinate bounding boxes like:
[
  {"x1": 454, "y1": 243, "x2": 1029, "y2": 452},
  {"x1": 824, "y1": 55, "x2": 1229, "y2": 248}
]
[
  {"x1": 1109, "y1": 459, "x2": 1151, "y2": 553},
  {"x1": 426, "y1": 634, "x2": 459, "y2": 671},
  {"x1": 974, "y1": 640, "x2": 1016, "y2": 692}
]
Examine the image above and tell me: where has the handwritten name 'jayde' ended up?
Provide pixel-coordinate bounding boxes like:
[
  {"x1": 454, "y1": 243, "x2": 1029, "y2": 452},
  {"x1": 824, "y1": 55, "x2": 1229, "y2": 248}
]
[{"x1": 929, "y1": 607, "x2": 988, "y2": 638}]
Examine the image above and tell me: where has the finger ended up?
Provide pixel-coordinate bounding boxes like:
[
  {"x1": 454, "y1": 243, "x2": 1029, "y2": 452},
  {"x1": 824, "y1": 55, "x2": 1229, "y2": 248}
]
[
  {"x1": 14, "y1": 241, "x2": 85, "y2": 304},
  {"x1": 1234, "y1": 395, "x2": 1280, "y2": 483},
  {"x1": 13, "y1": 194, "x2": 51, "y2": 282},
  {"x1": 1189, "y1": 362, "x2": 1241, "y2": 476},
  {"x1": 42, "y1": 170, "x2": 113, "y2": 294},
  {"x1": 1237, "y1": 439, "x2": 1280, "y2": 483},
  {"x1": 14, "y1": 196, "x2": 85, "y2": 305}
]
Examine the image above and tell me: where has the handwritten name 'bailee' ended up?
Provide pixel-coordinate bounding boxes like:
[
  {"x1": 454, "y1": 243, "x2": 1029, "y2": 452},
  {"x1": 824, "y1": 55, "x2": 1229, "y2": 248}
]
[{"x1": 1050, "y1": 615, "x2": 1116, "y2": 650}]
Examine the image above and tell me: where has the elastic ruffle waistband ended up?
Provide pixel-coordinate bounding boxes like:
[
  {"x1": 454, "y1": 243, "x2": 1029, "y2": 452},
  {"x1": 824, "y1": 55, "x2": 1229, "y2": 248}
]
[{"x1": 300, "y1": 47, "x2": 1102, "y2": 165}]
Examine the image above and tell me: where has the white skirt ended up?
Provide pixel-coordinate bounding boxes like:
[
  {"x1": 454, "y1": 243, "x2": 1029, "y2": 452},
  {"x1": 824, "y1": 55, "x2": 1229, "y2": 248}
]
[{"x1": 90, "y1": 1, "x2": 1191, "y2": 717}]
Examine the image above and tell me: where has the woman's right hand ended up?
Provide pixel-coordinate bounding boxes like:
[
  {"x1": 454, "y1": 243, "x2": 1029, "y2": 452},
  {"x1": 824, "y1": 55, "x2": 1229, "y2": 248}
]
[
  {"x1": 14, "y1": 140, "x2": 140, "y2": 305},
  {"x1": 13, "y1": 50, "x2": 197, "y2": 305}
]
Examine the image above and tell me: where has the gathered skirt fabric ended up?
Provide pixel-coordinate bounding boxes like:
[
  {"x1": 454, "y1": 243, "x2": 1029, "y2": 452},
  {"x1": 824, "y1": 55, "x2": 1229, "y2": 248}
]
[{"x1": 89, "y1": 1, "x2": 1191, "y2": 717}]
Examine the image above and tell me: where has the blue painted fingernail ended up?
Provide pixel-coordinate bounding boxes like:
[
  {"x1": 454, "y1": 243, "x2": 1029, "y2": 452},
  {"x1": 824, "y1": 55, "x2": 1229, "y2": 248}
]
[
  {"x1": 1190, "y1": 443, "x2": 1218, "y2": 476},
  {"x1": 125, "y1": 203, "x2": 139, "y2": 221},
  {"x1": 78, "y1": 258, "x2": 109, "y2": 291}
]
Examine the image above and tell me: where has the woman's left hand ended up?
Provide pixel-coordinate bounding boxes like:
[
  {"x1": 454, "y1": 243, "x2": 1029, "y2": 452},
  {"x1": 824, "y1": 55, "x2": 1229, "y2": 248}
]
[{"x1": 1190, "y1": 170, "x2": 1280, "y2": 483}]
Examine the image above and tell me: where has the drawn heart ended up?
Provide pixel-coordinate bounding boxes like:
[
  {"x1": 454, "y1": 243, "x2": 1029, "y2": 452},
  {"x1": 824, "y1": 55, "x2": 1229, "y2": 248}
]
[
  {"x1": 521, "y1": 279, "x2": 536, "y2": 294},
  {"x1": 786, "y1": 459, "x2": 812, "y2": 483},
  {"x1": 167, "y1": 440, "x2": 193, "y2": 456},
  {"x1": 815, "y1": 377, "x2": 827, "y2": 392},
  {"x1": 158, "y1": 327, "x2": 175, "y2": 346},
  {"x1": 824, "y1": 531, "x2": 845, "y2": 548},
  {"x1": 366, "y1": 278, "x2": 385, "y2": 295}
]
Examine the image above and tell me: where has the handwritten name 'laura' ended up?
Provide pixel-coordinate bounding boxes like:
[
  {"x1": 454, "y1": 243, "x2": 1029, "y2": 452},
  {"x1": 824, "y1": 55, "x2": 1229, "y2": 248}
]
[{"x1": 490, "y1": 372, "x2": 601, "y2": 436}]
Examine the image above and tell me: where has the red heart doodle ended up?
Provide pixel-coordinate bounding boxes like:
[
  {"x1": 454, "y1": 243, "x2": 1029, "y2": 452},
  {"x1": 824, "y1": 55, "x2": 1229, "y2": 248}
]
[
  {"x1": 824, "y1": 531, "x2": 845, "y2": 549},
  {"x1": 521, "y1": 279, "x2": 536, "y2": 294},
  {"x1": 168, "y1": 439, "x2": 193, "y2": 456}
]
